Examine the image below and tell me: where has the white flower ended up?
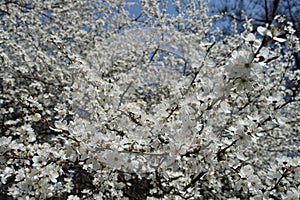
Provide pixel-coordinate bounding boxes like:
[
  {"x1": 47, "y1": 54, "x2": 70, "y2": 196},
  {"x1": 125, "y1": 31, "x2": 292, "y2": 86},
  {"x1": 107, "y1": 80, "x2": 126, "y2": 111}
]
[
  {"x1": 1, "y1": 166, "x2": 14, "y2": 184},
  {"x1": 236, "y1": 179, "x2": 248, "y2": 192},
  {"x1": 67, "y1": 195, "x2": 80, "y2": 200},
  {"x1": 239, "y1": 165, "x2": 254, "y2": 178},
  {"x1": 235, "y1": 77, "x2": 253, "y2": 91},
  {"x1": 257, "y1": 26, "x2": 286, "y2": 43},
  {"x1": 42, "y1": 164, "x2": 60, "y2": 183},
  {"x1": 227, "y1": 49, "x2": 261, "y2": 81},
  {"x1": 32, "y1": 113, "x2": 41, "y2": 122},
  {"x1": 130, "y1": 159, "x2": 140, "y2": 172},
  {"x1": 244, "y1": 33, "x2": 261, "y2": 48},
  {"x1": 32, "y1": 155, "x2": 47, "y2": 168},
  {"x1": 248, "y1": 175, "x2": 262, "y2": 191},
  {"x1": 234, "y1": 131, "x2": 251, "y2": 146},
  {"x1": 102, "y1": 150, "x2": 125, "y2": 170}
]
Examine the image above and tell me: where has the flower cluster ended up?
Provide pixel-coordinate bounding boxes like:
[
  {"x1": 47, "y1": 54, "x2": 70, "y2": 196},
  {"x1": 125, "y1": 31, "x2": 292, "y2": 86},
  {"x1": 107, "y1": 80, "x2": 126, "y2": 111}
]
[{"x1": 0, "y1": 0, "x2": 299, "y2": 199}]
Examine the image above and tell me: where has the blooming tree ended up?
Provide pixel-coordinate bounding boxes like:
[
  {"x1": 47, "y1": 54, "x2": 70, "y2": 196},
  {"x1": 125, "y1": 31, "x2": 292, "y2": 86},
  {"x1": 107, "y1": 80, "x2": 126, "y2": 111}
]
[{"x1": 0, "y1": 0, "x2": 299, "y2": 199}]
